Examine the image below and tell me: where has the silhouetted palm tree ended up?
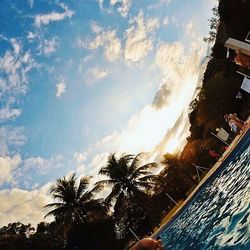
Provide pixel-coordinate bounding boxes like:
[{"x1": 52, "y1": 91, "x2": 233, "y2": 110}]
[
  {"x1": 96, "y1": 153, "x2": 157, "y2": 213},
  {"x1": 44, "y1": 174, "x2": 105, "y2": 225}
]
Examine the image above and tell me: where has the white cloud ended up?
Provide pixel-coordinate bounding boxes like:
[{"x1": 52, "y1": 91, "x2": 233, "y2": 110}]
[
  {"x1": 79, "y1": 28, "x2": 122, "y2": 61},
  {"x1": 104, "y1": 34, "x2": 122, "y2": 61},
  {"x1": 74, "y1": 152, "x2": 87, "y2": 163},
  {"x1": 110, "y1": 0, "x2": 131, "y2": 17},
  {"x1": 185, "y1": 21, "x2": 196, "y2": 38},
  {"x1": 0, "y1": 41, "x2": 37, "y2": 121},
  {"x1": 0, "y1": 151, "x2": 63, "y2": 187},
  {"x1": 56, "y1": 78, "x2": 66, "y2": 97},
  {"x1": 22, "y1": 155, "x2": 64, "y2": 175},
  {"x1": 30, "y1": 33, "x2": 58, "y2": 56},
  {"x1": 146, "y1": 17, "x2": 160, "y2": 32},
  {"x1": 147, "y1": 0, "x2": 171, "y2": 10},
  {"x1": 43, "y1": 37, "x2": 58, "y2": 55},
  {"x1": 152, "y1": 41, "x2": 203, "y2": 111},
  {"x1": 124, "y1": 11, "x2": 159, "y2": 62},
  {"x1": 85, "y1": 68, "x2": 109, "y2": 85},
  {"x1": 0, "y1": 107, "x2": 22, "y2": 121},
  {"x1": 147, "y1": 110, "x2": 191, "y2": 164},
  {"x1": 98, "y1": 0, "x2": 131, "y2": 17},
  {"x1": 10, "y1": 39, "x2": 21, "y2": 55},
  {"x1": 83, "y1": 107, "x2": 170, "y2": 163},
  {"x1": 83, "y1": 40, "x2": 206, "y2": 172},
  {"x1": 163, "y1": 17, "x2": 169, "y2": 26},
  {"x1": 0, "y1": 183, "x2": 53, "y2": 227},
  {"x1": 90, "y1": 22, "x2": 102, "y2": 34},
  {"x1": 74, "y1": 152, "x2": 87, "y2": 173},
  {"x1": 27, "y1": 31, "x2": 37, "y2": 41},
  {"x1": 0, "y1": 154, "x2": 21, "y2": 185},
  {"x1": 34, "y1": 3, "x2": 74, "y2": 27},
  {"x1": 91, "y1": 68, "x2": 109, "y2": 79},
  {"x1": 0, "y1": 127, "x2": 26, "y2": 156}
]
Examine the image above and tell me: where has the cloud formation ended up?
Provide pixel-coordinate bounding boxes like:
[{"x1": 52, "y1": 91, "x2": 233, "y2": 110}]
[
  {"x1": 152, "y1": 82, "x2": 172, "y2": 109},
  {"x1": 124, "y1": 11, "x2": 159, "y2": 62},
  {"x1": 110, "y1": 0, "x2": 131, "y2": 17},
  {"x1": 147, "y1": 0, "x2": 172, "y2": 10},
  {"x1": 34, "y1": 3, "x2": 74, "y2": 27},
  {"x1": 85, "y1": 68, "x2": 109, "y2": 85},
  {"x1": 74, "y1": 152, "x2": 87, "y2": 173},
  {"x1": 0, "y1": 144, "x2": 64, "y2": 188},
  {"x1": 98, "y1": 0, "x2": 131, "y2": 17},
  {"x1": 56, "y1": 78, "x2": 66, "y2": 97},
  {"x1": 0, "y1": 127, "x2": 26, "y2": 156},
  {"x1": 79, "y1": 28, "x2": 122, "y2": 61},
  {"x1": 42, "y1": 37, "x2": 59, "y2": 55},
  {"x1": 0, "y1": 107, "x2": 22, "y2": 121},
  {"x1": 0, "y1": 183, "x2": 53, "y2": 227},
  {"x1": 81, "y1": 39, "x2": 205, "y2": 177},
  {"x1": 80, "y1": 12, "x2": 160, "y2": 64},
  {"x1": 153, "y1": 41, "x2": 202, "y2": 109},
  {"x1": 163, "y1": 17, "x2": 169, "y2": 26},
  {"x1": 22, "y1": 155, "x2": 64, "y2": 176},
  {"x1": 150, "y1": 110, "x2": 192, "y2": 163},
  {"x1": 0, "y1": 39, "x2": 37, "y2": 121},
  {"x1": 0, "y1": 154, "x2": 21, "y2": 185}
]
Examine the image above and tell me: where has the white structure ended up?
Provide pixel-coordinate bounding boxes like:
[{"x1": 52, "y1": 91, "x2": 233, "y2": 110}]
[
  {"x1": 216, "y1": 127, "x2": 230, "y2": 141},
  {"x1": 225, "y1": 38, "x2": 250, "y2": 56},
  {"x1": 241, "y1": 77, "x2": 250, "y2": 93}
]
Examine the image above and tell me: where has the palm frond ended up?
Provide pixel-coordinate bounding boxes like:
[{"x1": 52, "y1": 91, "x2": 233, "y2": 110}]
[
  {"x1": 131, "y1": 163, "x2": 157, "y2": 179},
  {"x1": 76, "y1": 176, "x2": 90, "y2": 200},
  {"x1": 44, "y1": 205, "x2": 69, "y2": 219},
  {"x1": 90, "y1": 183, "x2": 104, "y2": 194},
  {"x1": 95, "y1": 179, "x2": 116, "y2": 187},
  {"x1": 105, "y1": 184, "x2": 122, "y2": 204},
  {"x1": 129, "y1": 153, "x2": 143, "y2": 172},
  {"x1": 137, "y1": 174, "x2": 157, "y2": 182},
  {"x1": 99, "y1": 153, "x2": 117, "y2": 175},
  {"x1": 43, "y1": 202, "x2": 65, "y2": 208}
]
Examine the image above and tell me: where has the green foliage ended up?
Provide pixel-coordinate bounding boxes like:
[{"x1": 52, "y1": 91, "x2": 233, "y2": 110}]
[
  {"x1": 44, "y1": 173, "x2": 106, "y2": 225},
  {"x1": 96, "y1": 153, "x2": 158, "y2": 245},
  {"x1": 203, "y1": 7, "x2": 220, "y2": 43},
  {"x1": 0, "y1": 222, "x2": 64, "y2": 250},
  {"x1": 0, "y1": 222, "x2": 35, "y2": 238},
  {"x1": 29, "y1": 222, "x2": 65, "y2": 250},
  {"x1": 96, "y1": 153, "x2": 157, "y2": 212}
]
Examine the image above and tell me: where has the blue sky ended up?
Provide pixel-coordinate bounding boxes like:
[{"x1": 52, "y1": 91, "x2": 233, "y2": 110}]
[{"x1": 0, "y1": 0, "x2": 217, "y2": 226}]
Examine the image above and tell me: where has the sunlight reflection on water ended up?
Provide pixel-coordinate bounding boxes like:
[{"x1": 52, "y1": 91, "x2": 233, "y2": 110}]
[{"x1": 158, "y1": 141, "x2": 250, "y2": 250}]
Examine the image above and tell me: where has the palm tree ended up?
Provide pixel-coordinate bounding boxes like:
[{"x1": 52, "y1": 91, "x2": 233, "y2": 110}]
[
  {"x1": 96, "y1": 153, "x2": 157, "y2": 213},
  {"x1": 44, "y1": 173, "x2": 106, "y2": 225}
]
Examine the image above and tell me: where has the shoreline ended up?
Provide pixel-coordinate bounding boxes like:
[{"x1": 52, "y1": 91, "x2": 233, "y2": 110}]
[{"x1": 152, "y1": 118, "x2": 250, "y2": 237}]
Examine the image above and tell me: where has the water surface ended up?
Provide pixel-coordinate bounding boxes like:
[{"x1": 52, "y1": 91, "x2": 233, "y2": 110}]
[{"x1": 157, "y1": 130, "x2": 250, "y2": 250}]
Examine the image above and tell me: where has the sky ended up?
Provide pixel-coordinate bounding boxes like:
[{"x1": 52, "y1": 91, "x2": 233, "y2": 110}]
[{"x1": 0, "y1": 0, "x2": 217, "y2": 226}]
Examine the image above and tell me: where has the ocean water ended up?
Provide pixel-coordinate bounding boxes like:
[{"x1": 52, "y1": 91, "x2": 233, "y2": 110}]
[{"x1": 157, "y1": 130, "x2": 250, "y2": 250}]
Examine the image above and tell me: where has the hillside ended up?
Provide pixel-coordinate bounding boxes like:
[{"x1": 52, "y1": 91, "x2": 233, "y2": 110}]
[{"x1": 179, "y1": 0, "x2": 250, "y2": 169}]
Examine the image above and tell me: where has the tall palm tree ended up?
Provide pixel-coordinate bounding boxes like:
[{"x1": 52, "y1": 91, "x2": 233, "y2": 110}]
[
  {"x1": 96, "y1": 153, "x2": 157, "y2": 213},
  {"x1": 44, "y1": 173, "x2": 106, "y2": 225}
]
